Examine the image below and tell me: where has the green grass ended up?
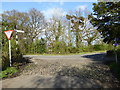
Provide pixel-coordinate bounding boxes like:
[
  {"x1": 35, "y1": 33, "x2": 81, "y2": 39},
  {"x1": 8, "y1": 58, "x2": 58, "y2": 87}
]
[
  {"x1": 26, "y1": 50, "x2": 106, "y2": 56},
  {"x1": 109, "y1": 62, "x2": 120, "y2": 81},
  {"x1": 0, "y1": 67, "x2": 18, "y2": 79}
]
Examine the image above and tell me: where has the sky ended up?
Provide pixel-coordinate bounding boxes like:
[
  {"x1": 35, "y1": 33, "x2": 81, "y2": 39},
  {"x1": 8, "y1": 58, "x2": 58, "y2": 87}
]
[
  {"x1": 1, "y1": 1, "x2": 97, "y2": 19},
  {"x1": 1, "y1": 0, "x2": 98, "y2": 43}
]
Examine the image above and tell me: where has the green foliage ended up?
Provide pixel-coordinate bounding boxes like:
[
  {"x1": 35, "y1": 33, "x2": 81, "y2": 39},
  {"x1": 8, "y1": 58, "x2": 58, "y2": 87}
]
[
  {"x1": 109, "y1": 62, "x2": 120, "y2": 80},
  {"x1": 79, "y1": 44, "x2": 110, "y2": 52},
  {"x1": 93, "y1": 44, "x2": 107, "y2": 51},
  {"x1": 94, "y1": 45, "x2": 103, "y2": 51},
  {"x1": 106, "y1": 45, "x2": 120, "y2": 59},
  {"x1": 35, "y1": 38, "x2": 46, "y2": 54},
  {"x1": 69, "y1": 47, "x2": 79, "y2": 53},
  {"x1": 0, "y1": 67, "x2": 18, "y2": 78},
  {"x1": 2, "y1": 54, "x2": 9, "y2": 70},
  {"x1": 89, "y1": 2, "x2": 120, "y2": 43},
  {"x1": 52, "y1": 41, "x2": 67, "y2": 54},
  {"x1": 66, "y1": 43, "x2": 72, "y2": 53},
  {"x1": 66, "y1": 12, "x2": 84, "y2": 48},
  {"x1": 116, "y1": 48, "x2": 120, "y2": 59},
  {"x1": 25, "y1": 38, "x2": 47, "y2": 54},
  {"x1": 79, "y1": 46, "x2": 93, "y2": 52}
]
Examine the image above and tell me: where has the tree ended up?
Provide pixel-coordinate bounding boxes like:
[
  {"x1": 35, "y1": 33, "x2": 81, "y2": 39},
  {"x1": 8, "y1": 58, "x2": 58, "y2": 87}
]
[
  {"x1": 1, "y1": 9, "x2": 46, "y2": 53},
  {"x1": 89, "y1": 2, "x2": 120, "y2": 43},
  {"x1": 82, "y1": 17, "x2": 101, "y2": 46},
  {"x1": 66, "y1": 10, "x2": 84, "y2": 49},
  {"x1": 26, "y1": 8, "x2": 46, "y2": 42},
  {"x1": 45, "y1": 15, "x2": 66, "y2": 54}
]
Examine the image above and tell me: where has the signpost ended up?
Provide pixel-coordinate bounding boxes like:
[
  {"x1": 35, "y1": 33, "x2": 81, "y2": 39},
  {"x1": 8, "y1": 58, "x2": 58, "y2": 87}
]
[
  {"x1": 4, "y1": 30, "x2": 24, "y2": 67},
  {"x1": 113, "y1": 38, "x2": 119, "y2": 63},
  {"x1": 4, "y1": 30, "x2": 14, "y2": 66},
  {"x1": 14, "y1": 30, "x2": 24, "y2": 50},
  {"x1": 14, "y1": 30, "x2": 24, "y2": 33}
]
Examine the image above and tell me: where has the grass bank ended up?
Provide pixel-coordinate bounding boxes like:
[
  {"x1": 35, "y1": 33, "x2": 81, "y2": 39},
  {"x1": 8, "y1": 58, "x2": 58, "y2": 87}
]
[{"x1": 25, "y1": 50, "x2": 106, "y2": 56}]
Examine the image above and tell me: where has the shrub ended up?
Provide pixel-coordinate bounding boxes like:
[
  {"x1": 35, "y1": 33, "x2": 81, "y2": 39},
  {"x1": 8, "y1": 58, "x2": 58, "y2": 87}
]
[
  {"x1": 93, "y1": 44, "x2": 103, "y2": 51},
  {"x1": 71, "y1": 47, "x2": 79, "y2": 53},
  {"x1": 0, "y1": 67, "x2": 18, "y2": 79},
  {"x1": 106, "y1": 50, "x2": 115, "y2": 57},
  {"x1": 2, "y1": 54, "x2": 9, "y2": 70},
  {"x1": 116, "y1": 49, "x2": 120, "y2": 59},
  {"x1": 106, "y1": 48, "x2": 120, "y2": 61},
  {"x1": 2, "y1": 38, "x2": 23, "y2": 70},
  {"x1": 109, "y1": 62, "x2": 120, "y2": 80},
  {"x1": 79, "y1": 45, "x2": 94, "y2": 52}
]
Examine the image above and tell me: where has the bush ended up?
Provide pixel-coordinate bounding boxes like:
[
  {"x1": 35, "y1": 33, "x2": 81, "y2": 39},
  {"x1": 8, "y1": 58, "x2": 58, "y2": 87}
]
[
  {"x1": 106, "y1": 50, "x2": 115, "y2": 57},
  {"x1": 93, "y1": 44, "x2": 103, "y2": 51},
  {"x1": 79, "y1": 45, "x2": 94, "y2": 52},
  {"x1": 106, "y1": 48, "x2": 120, "y2": 61},
  {"x1": 79, "y1": 46, "x2": 87, "y2": 52},
  {"x1": 71, "y1": 47, "x2": 79, "y2": 53},
  {"x1": 109, "y1": 62, "x2": 120, "y2": 80},
  {"x1": 117, "y1": 49, "x2": 120, "y2": 59},
  {"x1": 0, "y1": 67, "x2": 18, "y2": 79},
  {"x1": 2, "y1": 54, "x2": 9, "y2": 70},
  {"x1": 2, "y1": 37, "x2": 23, "y2": 70}
]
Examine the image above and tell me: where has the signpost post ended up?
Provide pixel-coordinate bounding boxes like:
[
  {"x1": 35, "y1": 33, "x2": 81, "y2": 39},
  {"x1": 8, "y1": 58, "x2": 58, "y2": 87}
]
[
  {"x1": 4, "y1": 30, "x2": 14, "y2": 66},
  {"x1": 14, "y1": 30, "x2": 24, "y2": 50},
  {"x1": 113, "y1": 38, "x2": 119, "y2": 63},
  {"x1": 9, "y1": 40, "x2": 12, "y2": 66}
]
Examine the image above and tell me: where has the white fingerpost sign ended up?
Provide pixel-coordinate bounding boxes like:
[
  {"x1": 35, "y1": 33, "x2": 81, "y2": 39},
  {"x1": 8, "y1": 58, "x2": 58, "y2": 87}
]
[
  {"x1": 4, "y1": 30, "x2": 14, "y2": 67},
  {"x1": 14, "y1": 30, "x2": 24, "y2": 33}
]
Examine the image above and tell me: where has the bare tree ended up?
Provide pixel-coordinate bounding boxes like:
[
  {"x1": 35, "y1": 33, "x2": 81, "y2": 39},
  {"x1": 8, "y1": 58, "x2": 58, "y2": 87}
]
[
  {"x1": 80, "y1": 8, "x2": 102, "y2": 46},
  {"x1": 26, "y1": 8, "x2": 46, "y2": 42}
]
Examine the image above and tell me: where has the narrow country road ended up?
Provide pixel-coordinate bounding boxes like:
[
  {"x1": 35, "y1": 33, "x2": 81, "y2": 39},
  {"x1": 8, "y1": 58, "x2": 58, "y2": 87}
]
[{"x1": 2, "y1": 53, "x2": 120, "y2": 88}]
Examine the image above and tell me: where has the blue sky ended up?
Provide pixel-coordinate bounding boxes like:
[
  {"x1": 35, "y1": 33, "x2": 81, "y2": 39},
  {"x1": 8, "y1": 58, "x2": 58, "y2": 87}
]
[{"x1": 2, "y1": 2, "x2": 96, "y2": 19}]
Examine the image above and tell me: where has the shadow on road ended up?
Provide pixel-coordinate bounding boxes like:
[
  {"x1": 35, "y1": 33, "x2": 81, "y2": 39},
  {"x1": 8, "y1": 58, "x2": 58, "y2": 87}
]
[
  {"x1": 81, "y1": 53, "x2": 106, "y2": 61},
  {"x1": 53, "y1": 66, "x2": 103, "y2": 88},
  {"x1": 81, "y1": 53, "x2": 116, "y2": 62},
  {"x1": 30, "y1": 65, "x2": 119, "y2": 88}
]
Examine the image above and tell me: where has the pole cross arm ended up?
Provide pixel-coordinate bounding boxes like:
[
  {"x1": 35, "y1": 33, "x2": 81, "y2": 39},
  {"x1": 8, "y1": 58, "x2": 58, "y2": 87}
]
[{"x1": 14, "y1": 30, "x2": 24, "y2": 33}]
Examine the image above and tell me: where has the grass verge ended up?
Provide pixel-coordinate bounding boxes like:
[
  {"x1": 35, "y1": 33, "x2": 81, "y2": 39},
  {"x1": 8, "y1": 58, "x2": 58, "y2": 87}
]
[
  {"x1": 25, "y1": 50, "x2": 106, "y2": 56},
  {"x1": 109, "y1": 62, "x2": 120, "y2": 81},
  {"x1": 1, "y1": 57, "x2": 31, "y2": 79},
  {"x1": 0, "y1": 67, "x2": 18, "y2": 79}
]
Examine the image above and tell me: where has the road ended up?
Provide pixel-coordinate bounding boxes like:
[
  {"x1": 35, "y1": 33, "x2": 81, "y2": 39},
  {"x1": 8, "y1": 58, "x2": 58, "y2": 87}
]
[{"x1": 2, "y1": 52, "x2": 120, "y2": 88}]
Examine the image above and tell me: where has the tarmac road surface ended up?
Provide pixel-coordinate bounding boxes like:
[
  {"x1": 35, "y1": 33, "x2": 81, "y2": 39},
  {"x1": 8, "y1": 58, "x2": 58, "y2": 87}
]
[{"x1": 2, "y1": 52, "x2": 120, "y2": 88}]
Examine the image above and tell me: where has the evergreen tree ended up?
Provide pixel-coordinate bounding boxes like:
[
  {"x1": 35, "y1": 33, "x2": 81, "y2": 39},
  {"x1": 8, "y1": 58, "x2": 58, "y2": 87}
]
[{"x1": 89, "y1": 2, "x2": 120, "y2": 43}]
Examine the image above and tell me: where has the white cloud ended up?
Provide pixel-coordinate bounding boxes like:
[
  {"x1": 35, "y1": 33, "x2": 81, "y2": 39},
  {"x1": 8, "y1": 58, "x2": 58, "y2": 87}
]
[
  {"x1": 59, "y1": 0, "x2": 64, "y2": 6},
  {"x1": 76, "y1": 5, "x2": 87, "y2": 11},
  {"x1": 60, "y1": 1, "x2": 64, "y2": 6},
  {"x1": 42, "y1": 8, "x2": 66, "y2": 19}
]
